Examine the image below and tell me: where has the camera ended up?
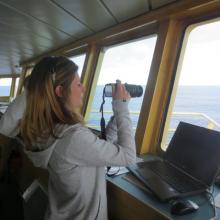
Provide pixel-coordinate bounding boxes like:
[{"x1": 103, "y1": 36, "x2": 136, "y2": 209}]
[{"x1": 104, "y1": 83, "x2": 143, "y2": 98}]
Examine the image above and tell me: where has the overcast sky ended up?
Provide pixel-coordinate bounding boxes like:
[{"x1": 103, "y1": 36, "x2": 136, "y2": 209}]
[
  {"x1": 179, "y1": 20, "x2": 220, "y2": 85},
  {"x1": 73, "y1": 19, "x2": 220, "y2": 86}
]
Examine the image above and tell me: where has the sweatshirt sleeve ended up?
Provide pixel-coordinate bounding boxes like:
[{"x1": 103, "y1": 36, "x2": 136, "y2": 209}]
[
  {"x1": 105, "y1": 116, "x2": 117, "y2": 144},
  {"x1": 61, "y1": 100, "x2": 136, "y2": 167},
  {"x1": 0, "y1": 93, "x2": 26, "y2": 137}
]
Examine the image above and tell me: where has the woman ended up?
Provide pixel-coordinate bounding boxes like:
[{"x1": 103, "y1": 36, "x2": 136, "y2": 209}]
[{"x1": 21, "y1": 56, "x2": 136, "y2": 220}]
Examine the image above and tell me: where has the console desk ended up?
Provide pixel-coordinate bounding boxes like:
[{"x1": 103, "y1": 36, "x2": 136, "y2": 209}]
[{"x1": 107, "y1": 160, "x2": 219, "y2": 220}]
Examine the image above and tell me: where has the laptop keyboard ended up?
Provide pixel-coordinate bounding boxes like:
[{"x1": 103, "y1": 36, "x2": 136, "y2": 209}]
[{"x1": 141, "y1": 160, "x2": 204, "y2": 193}]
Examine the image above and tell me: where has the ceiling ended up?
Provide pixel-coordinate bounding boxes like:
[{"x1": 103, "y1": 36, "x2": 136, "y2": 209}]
[{"x1": 0, "y1": 0, "x2": 177, "y2": 76}]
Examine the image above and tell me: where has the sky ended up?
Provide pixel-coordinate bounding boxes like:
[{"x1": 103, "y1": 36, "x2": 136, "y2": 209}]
[
  {"x1": 97, "y1": 36, "x2": 156, "y2": 85},
  {"x1": 72, "y1": 19, "x2": 220, "y2": 86},
  {"x1": 1, "y1": 19, "x2": 220, "y2": 87},
  {"x1": 70, "y1": 54, "x2": 86, "y2": 76},
  {"x1": 179, "y1": 20, "x2": 220, "y2": 85}
]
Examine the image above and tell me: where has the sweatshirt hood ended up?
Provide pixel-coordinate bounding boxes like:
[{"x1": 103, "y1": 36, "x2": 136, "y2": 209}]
[
  {"x1": 24, "y1": 141, "x2": 57, "y2": 168},
  {"x1": 24, "y1": 124, "x2": 79, "y2": 169}
]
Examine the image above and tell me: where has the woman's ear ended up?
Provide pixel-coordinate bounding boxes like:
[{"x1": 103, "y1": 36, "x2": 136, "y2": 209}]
[{"x1": 55, "y1": 85, "x2": 63, "y2": 97}]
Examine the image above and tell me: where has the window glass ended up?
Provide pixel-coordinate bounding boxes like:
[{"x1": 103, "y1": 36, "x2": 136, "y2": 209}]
[
  {"x1": 161, "y1": 20, "x2": 220, "y2": 150},
  {"x1": 21, "y1": 67, "x2": 33, "y2": 93},
  {"x1": 0, "y1": 78, "x2": 12, "y2": 96},
  {"x1": 14, "y1": 77, "x2": 20, "y2": 97},
  {"x1": 69, "y1": 54, "x2": 86, "y2": 76},
  {"x1": 87, "y1": 36, "x2": 157, "y2": 130},
  {"x1": 26, "y1": 67, "x2": 33, "y2": 77}
]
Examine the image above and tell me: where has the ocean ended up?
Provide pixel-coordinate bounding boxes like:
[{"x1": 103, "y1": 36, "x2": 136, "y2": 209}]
[
  {"x1": 88, "y1": 85, "x2": 220, "y2": 131},
  {"x1": 1, "y1": 85, "x2": 220, "y2": 134}
]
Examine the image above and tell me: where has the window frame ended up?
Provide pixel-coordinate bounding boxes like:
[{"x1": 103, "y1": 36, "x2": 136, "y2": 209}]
[
  {"x1": 84, "y1": 34, "x2": 158, "y2": 131},
  {"x1": 157, "y1": 16, "x2": 220, "y2": 155},
  {"x1": 82, "y1": 24, "x2": 159, "y2": 155}
]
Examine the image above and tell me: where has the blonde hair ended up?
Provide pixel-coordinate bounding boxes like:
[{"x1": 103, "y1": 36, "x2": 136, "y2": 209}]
[{"x1": 21, "y1": 56, "x2": 83, "y2": 149}]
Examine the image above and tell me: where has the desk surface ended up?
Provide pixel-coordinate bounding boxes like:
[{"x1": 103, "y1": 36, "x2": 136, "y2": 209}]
[{"x1": 107, "y1": 158, "x2": 220, "y2": 220}]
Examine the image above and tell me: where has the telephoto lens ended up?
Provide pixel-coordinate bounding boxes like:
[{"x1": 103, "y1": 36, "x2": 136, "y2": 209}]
[
  {"x1": 104, "y1": 83, "x2": 143, "y2": 97},
  {"x1": 124, "y1": 84, "x2": 143, "y2": 97}
]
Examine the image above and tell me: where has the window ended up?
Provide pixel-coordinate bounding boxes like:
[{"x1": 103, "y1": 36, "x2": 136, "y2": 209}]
[
  {"x1": 0, "y1": 78, "x2": 12, "y2": 96},
  {"x1": 26, "y1": 67, "x2": 33, "y2": 77},
  {"x1": 14, "y1": 77, "x2": 20, "y2": 97},
  {"x1": 69, "y1": 54, "x2": 86, "y2": 76},
  {"x1": 161, "y1": 20, "x2": 220, "y2": 150},
  {"x1": 86, "y1": 36, "x2": 157, "y2": 130},
  {"x1": 16, "y1": 67, "x2": 33, "y2": 95}
]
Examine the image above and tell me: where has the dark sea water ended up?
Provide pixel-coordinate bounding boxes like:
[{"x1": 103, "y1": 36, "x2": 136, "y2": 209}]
[
  {"x1": 1, "y1": 85, "x2": 220, "y2": 133},
  {"x1": 172, "y1": 86, "x2": 220, "y2": 130}
]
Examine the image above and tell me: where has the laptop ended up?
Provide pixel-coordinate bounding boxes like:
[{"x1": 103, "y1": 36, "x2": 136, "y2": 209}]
[{"x1": 128, "y1": 121, "x2": 220, "y2": 201}]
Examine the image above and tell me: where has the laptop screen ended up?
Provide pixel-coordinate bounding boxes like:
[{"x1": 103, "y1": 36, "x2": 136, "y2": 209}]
[{"x1": 165, "y1": 121, "x2": 220, "y2": 186}]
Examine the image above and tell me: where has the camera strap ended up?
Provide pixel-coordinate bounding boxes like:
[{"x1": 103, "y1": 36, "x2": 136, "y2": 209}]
[
  {"x1": 100, "y1": 86, "x2": 113, "y2": 175},
  {"x1": 100, "y1": 85, "x2": 106, "y2": 140}
]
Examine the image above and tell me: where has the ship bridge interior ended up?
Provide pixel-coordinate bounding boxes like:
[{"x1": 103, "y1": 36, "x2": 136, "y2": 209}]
[{"x1": 1, "y1": 0, "x2": 220, "y2": 220}]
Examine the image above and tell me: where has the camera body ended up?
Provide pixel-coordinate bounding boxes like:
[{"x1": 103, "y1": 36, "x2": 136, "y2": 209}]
[{"x1": 104, "y1": 83, "x2": 143, "y2": 98}]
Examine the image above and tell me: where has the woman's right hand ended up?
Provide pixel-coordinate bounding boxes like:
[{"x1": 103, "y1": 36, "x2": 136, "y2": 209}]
[{"x1": 112, "y1": 81, "x2": 130, "y2": 101}]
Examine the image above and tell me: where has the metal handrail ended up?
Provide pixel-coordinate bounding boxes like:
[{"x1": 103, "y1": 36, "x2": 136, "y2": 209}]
[
  {"x1": 171, "y1": 112, "x2": 220, "y2": 130},
  {"x1": 87, "y1": 110, "x2": 220, "y2": 131},
  {"x1": 86, "y1": 110, "x2": 138, "y2": 129}
]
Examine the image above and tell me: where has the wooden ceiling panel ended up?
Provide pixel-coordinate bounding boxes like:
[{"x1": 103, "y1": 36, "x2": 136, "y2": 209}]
[
  {"x1": 0, "y1": 37, "x2": 47, "y2": 61},
  {"x1": 0, "y1": 45, "x2": 36, "y2": 73},
  {"x1": 0, "y1": 2, "x2": 71, "y2": 43},
  {"x1": 0, "y1": 48, "x2": 32, "y2": 60},
  {"x1": 0, "y1": 44, "x2": 32, "y2": 59},
  {"x1": 102, "y1": 0, "x2": 149, "y2": 22},
  {"x1": 151, "y1": 0, "x2": 177, "y2": 9},
  {"x1": 0, "y1": 66, "x2": 13, "y2": 75},
  {"x1": 0, "y1": 0, "x2": 93, "y2": 39},
  {"x1": 54, "y1": 0, "x2": 117, "y2": 32},
  {"x1": 0, "y1": 60, "x2": 20, "y2": 74},
  {"x1": 0, "y1": 57, "x2": 19, "y2": 66},
  {"x1": 0, "y1": 56, "x2": 19, "y2": 64},
  {"x1": 0, "y1": 23, "x2": 52, "y2": 49}
]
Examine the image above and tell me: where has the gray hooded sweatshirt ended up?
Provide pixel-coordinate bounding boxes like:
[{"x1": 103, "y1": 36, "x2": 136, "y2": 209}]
[{"x1": 24, "y1": 100, "x2": 136, "y2": 220}]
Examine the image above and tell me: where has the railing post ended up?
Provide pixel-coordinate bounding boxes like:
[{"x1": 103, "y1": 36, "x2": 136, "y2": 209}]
[{"x1": 207, "y1": 122, "x2": 215, "y2": 129}]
